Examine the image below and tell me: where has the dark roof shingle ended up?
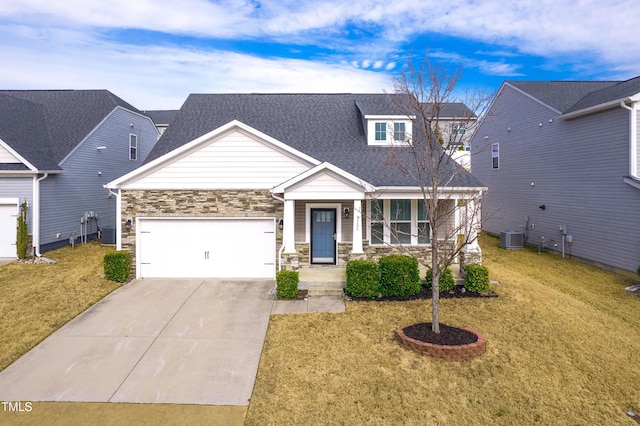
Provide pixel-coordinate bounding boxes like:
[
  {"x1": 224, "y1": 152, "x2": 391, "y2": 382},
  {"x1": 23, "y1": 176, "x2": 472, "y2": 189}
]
[
  {"x1": 507, "y1": 81, "x2": 618, "y2": 112},
  {"x1": 147, "y1": 93, "x2": 483, "y2": 188},
  {"x1": 0, "y1": 90, "x2": 140, "y2": 168}
]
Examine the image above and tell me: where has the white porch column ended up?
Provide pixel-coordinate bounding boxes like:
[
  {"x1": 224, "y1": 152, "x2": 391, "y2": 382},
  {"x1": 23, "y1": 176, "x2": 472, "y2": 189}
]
[
  {"x1": 283, "y1": 198, "x2": 296, "y2": 253},
  {"x1": 351, "y1": 199, "x2": 363, "y2": 254},
  {"x1": 464, "y1": 197, "x2": 481, "y2": 253}
]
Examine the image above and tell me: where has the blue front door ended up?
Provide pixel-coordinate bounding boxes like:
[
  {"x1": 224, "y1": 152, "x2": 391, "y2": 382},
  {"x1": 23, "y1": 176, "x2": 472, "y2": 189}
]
[{"x1": 311, "y1": 208, "x2": 336, "y2": 264}]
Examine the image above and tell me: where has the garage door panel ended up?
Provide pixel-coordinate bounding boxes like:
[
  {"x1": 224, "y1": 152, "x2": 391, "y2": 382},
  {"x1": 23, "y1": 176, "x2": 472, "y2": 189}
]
[
  {"x1": 139, "y1": 218, "x2": 275, "y2": 279},
  {"x1": 0, "y1": 203, "x2": 18, "y2": 258}
]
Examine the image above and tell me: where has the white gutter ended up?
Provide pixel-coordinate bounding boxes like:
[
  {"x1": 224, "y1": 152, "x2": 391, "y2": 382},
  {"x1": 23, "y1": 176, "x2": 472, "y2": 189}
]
[
  {"x1": 33, "y1": 173, "x2": 48, "y2": 256},
  {"x1": 620, "y1": 101, "x2": 638, "y2": 179},
  {"x1": 270, "y1": 192, "x2": 286, "y2": 271},
  {"x1": 559, "y1": 97, "x2": 633, "y2": 120}
]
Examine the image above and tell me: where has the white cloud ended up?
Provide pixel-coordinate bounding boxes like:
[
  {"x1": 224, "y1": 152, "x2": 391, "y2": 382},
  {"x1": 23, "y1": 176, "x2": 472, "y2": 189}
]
[
  {"x1": 0, "y1": 26, "x2": 392, "y2": 109},
  {"x1": 1, "y1": 0, "x2": 639, "y2": 108},
  {"x1": 2, "y1": 0, "x2": 638, "y2": 67}
]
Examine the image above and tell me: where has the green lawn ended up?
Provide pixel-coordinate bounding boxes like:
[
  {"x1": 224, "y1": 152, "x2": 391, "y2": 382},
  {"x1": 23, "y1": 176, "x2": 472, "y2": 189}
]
[
  {"x1": 2, "y1": 236, "x2": 638, "y2": 425},
  {"x1": 246, "y1": 234, "x2": 640, "y2": 424},
  {"x1": 0, "y1": 242, "x2": 120, "y2": 371}
]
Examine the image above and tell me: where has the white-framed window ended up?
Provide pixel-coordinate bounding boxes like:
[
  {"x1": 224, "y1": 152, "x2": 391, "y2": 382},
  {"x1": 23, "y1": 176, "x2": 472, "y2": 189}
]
[
  {"x1": 370, "y1": 199, "x2": 385, "y2": 245},
  {"x1": 393, "y1": 122, "x2": 406, "y2": 142},
  {"x1": 452, "y1": 122, "x2": 466, "y2": 135},
  {"x1": 129, "y1": 134, "x2": 138, "y2": 161},
  {"x1": 369, "y1": 199, "x2": 431, "y2": 246},
  {"x1": 367, "y1": 118, "x2": 412, "y2": 146},
  {"x1": 375, "y1": 122, "x2": 387, "y2": 141},
  {"x1": 390, "y1": 199, "x2": 411, "y2": 244},
  {"x1": 491, "y1": 143, "x2": 499, "y2": 169},
  {"x1": 417, "y1": 199, "x2": 431, "y2": 244}
]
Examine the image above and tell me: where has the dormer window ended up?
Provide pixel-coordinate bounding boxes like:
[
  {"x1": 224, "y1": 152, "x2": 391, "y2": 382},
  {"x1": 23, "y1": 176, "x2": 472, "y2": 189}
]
[
  {"x1": 375, "y1": 122, "x2": 387, "y2": 141},
  {"x1": 366, "y1": 116, "x2": 413, "y2": 146},
  {"x1": 394, "y1": 122, "x2": 406, "y2": 141}
]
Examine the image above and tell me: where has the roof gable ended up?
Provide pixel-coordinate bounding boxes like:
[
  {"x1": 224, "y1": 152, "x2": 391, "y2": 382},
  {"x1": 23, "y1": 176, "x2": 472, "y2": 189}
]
[
  {"x1": 273, "y1": 162, "x2": 375, "y2": 198},
  {"x1": 108, "y1": 120, "x2": 319, "y2": 190}
]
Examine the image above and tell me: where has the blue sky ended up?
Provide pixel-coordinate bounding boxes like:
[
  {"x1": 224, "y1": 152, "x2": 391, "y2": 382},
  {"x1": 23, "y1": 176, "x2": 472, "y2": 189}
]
[{"x1": 0, "y1": 1, "x2": 638, "y2": 109}]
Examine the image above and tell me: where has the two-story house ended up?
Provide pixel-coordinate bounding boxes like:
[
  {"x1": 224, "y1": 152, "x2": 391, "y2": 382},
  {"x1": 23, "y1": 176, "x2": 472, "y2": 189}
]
[
  {"x1": 470, "y1": 76, "x2": 640, "y2": 273},
  {"x1": 0, "y1": 90, "x2": 159, "y2": 258}
]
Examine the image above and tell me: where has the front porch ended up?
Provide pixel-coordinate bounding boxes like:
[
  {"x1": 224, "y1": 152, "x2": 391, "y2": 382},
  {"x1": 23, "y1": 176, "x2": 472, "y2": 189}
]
[{"x1": 298, "y1": 265, "x2": 346, "y2": 297}]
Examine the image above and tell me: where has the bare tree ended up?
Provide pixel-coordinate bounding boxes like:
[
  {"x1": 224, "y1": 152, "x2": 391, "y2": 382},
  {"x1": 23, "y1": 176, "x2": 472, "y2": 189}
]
[{"x1": 381, "y1": 53, "x2": 493, "y2": 333}]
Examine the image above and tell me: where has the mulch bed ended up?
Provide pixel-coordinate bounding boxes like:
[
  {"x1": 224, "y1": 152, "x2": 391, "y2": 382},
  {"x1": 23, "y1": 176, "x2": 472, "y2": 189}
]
[
  {"x1": 402, "y1": 322, "x2": 478, "y2": 345},
  {"x1": 348, "y1": 285, "x2": 498, "y2": 302}
]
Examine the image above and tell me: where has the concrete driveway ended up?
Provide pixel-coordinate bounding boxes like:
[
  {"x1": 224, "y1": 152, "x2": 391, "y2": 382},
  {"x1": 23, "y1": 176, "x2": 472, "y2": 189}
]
[{"x1": 0, "y1": 278, "x2": 274, "y2": 406}]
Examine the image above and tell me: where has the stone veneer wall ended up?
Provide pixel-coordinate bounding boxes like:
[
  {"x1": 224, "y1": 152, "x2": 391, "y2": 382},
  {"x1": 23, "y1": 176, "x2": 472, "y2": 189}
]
[{"x1": 120, "y1": 189, "x2": 283, "y2": 277}]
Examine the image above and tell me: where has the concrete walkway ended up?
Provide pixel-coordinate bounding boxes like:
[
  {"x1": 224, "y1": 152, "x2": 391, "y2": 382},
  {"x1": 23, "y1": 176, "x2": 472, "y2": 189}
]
[{"x1": 0, "y1": 278, "x2": 345, "y2": 407}]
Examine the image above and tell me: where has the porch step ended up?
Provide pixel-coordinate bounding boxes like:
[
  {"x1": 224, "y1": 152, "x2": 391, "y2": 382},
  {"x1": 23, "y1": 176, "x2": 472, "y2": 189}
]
[{"x1": 305, "y1": 281, "x2": 345, "y2": 297}]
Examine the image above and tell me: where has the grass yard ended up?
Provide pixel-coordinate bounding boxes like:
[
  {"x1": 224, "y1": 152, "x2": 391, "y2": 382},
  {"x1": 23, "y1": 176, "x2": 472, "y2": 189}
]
[
  {"x1": 0, "y1": 242, "x2": 120, "y2": 371},
  {"x1": 247, "y1": 234, "x2": 640, "y2": 425}
]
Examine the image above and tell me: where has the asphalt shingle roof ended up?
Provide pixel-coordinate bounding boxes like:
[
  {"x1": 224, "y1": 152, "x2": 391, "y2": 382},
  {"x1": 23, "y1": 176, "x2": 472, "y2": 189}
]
[
  {"x1": 147, "y1": 93, "x2": 483, "y2": 188},
  {"x1": 564, "y1": 75, "x2": 640, "y2": 113},
  {"x1": 0, "y1": 90, "x2": 140, "y2": 169},
  {"x1": 142, "y1": 109, "x2": 180, "y2": 126},
  {"x1": 507, "y1": 81, "x2": 618, "y2": 112},
  {"x1": 0, "y1": 94, "x2": 59, "y2": 171}
]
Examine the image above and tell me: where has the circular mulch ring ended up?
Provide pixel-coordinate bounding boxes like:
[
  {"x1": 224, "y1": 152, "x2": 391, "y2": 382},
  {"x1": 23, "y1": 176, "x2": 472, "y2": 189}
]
[{"x1": 395, "y1": 322, "x2": 486, "y2": 361}]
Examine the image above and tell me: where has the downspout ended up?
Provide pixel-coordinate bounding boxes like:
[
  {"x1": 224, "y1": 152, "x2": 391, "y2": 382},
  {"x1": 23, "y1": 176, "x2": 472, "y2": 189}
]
[
  {"x1": 271, "y1": 192, "x2": 286, "y2": 271},
  {"x1": 33, "y1": 173, "x2": 49, "y2": 257},
  {"x1": 621, "y1": 101, "x2": 637, "y2": 179}
]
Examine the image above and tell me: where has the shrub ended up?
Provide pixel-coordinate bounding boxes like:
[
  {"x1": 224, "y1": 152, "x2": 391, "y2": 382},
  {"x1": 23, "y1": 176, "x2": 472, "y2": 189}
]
[
  {"x1": 463, "y1": 264, "x2": 490, "y2": 293},
  {"x1": 346, "y1": 260, "x2": 379, "y2": 298},
  {"x1": 424, "y1": 267, "x2": 455, "y2": 292},
  {"x1": 103, "y1": 251, "x2": 131, "y2": 283},
  {"x1": 16, "y1": 201, "x2": 28, "y2": 259},
  {"x1": 378, "y1": 254, "x2": 421, "y2": 297},
  {"x1": 276, "y1": 270, "x2": 299, "y2": 299},
  {"x1": 637, "y1": 264, "x2": 640, "y2": 278}
]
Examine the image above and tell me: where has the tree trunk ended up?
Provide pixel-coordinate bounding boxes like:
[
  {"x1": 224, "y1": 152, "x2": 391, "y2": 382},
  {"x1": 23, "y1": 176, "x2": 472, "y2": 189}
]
[{"x1": 431, "y1": 237, "x2": 440, "y2": 333}]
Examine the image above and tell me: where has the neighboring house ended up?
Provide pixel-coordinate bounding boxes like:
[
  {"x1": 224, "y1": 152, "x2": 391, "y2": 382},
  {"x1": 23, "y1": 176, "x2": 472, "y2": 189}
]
[
  {"x1": 106, "y1": 94, "x2": 485, "y2": 279},
  {"x1": 470, "y1": 76, "x2": 640, "y2": 273},
  {"x1": 424, "y1": 102, "x2": 477, "y2": 170},
  {"x1": 0, "y1": 90, "x2": 159, "y2": 257},
  {"x1": 143, "y1": 110, "x2": 179, "y2": 136}
]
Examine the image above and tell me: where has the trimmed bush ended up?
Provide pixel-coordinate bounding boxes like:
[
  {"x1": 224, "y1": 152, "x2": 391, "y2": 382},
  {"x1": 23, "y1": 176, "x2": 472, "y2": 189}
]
[
  {"x1": 424, "y1": 267, "x2": 455, "y2": 292},
  {"x1": 276, "y1": 270, "x2": 299, "y2": 299},
  {"x1": 346, "y1": 260, "x2": 379, "y2": 298},
  {"x1": 103, "y1": 251, "x2": 131, "y2": 283},
  {"x1": 378, "y1": 254, "x2": 421, "y2": 297},
  {"x1": 16, "y1": 201, "x2": 28, "y2": 259},
  {"x1": 463, "y1": 264, "x2": 490, "y2": 293}
]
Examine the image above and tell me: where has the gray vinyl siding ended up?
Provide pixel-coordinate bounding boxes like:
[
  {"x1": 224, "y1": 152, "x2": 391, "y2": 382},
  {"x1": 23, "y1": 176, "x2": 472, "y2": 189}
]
[
  {"x1": 39, "y1": 108, "x2": 158, "y2": 248},
  {"x1": 0, "y1": 176, "x2": 33, "y2": 231},
  {"x1": 471, "y1": 84, "x2": 640, "y2": 272}
]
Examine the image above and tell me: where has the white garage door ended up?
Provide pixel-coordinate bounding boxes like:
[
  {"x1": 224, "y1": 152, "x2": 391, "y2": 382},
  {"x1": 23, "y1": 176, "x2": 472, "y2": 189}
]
[
  {"x1": 138, "y1": 218, "x2": 275, "y2": 279},
  {"x1": 0, "y1": 200, "x2": 18, "y2": 258}
]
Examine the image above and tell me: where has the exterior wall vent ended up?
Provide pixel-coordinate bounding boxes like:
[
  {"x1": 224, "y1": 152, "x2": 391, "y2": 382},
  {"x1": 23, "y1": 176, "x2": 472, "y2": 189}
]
[{"x1": 500, "y1": 231, "x2": 525, "y2": 250}]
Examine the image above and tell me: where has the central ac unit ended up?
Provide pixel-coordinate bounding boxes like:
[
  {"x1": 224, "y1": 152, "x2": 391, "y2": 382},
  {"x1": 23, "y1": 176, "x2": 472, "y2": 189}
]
[{"x1": 500, "y1": 231, "x2": 525, "y2": 250}]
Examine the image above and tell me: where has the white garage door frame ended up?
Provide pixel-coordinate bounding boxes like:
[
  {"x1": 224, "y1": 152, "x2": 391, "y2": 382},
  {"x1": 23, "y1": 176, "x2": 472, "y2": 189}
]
[
  {"x1": 0, "y1": 198, "x2": 19, "y2": 258},
  {"x1": 136, "y1": 217, "x2": 276, "y2": 279}
]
